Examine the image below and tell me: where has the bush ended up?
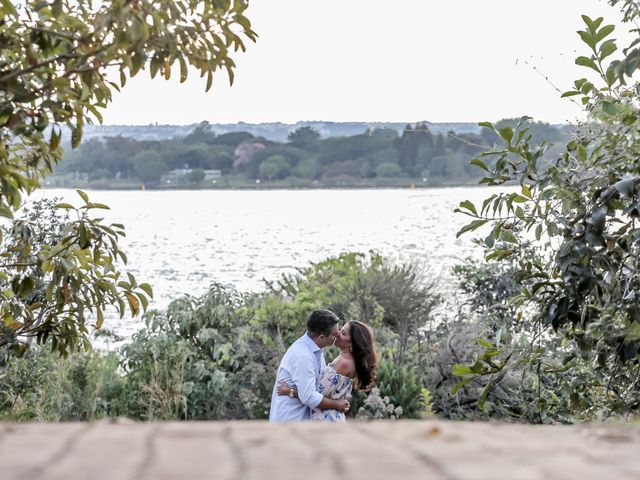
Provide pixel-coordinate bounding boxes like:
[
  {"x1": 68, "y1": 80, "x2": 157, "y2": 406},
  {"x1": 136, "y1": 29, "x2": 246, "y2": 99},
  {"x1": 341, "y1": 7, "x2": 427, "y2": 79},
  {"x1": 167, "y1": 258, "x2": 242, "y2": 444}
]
[
  {"x1": 1, "y1": 252, "x2": 442, "y2": 422},
  {"x1": 0, "y1": 347, "x2": 125, "y2": 421},
  {"x1": 375, "y1": 162, "x2": 403, "y2": 178}
]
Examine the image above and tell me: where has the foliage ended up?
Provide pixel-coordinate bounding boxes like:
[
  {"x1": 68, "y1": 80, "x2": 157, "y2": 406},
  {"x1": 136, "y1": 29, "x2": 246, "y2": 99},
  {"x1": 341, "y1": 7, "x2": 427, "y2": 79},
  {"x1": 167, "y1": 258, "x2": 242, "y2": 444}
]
[
  {"x1": 187, "y1": 168, "x2": 206, "y2": 184},
  {"x1": 53, "y1": 120, "x2": 569, "y2": 187},
  {"x1": 120, "y1": 284, "x2": 255, "y2": 420},
  {"x1": 0, "y1": 346, "x2": 126, "y2": 421},
  {"x1": 287, "y1": 126, "x2": 320, "y2": 149},
  {"x1": 263, "y1": 252, "x2": 440, "y2": 365},
  {"x1": 0, "y1": 197, "x2": 151, "y2": 359},
  {"x1": 374, "y1": 350, "x2": 424, "y2": 418},
  {"x1": 258, "y1": 155, "x2": 289, "y2": 181},
  {"x1": 0, "y1": 0, "x2": 256, "y2": 358},
  {"x1": 119, "y1": 253, "x2": 441, "y2": 420},
  {"x1": 375, "y1": 162, "x2": 403, "y2": 178},
  {"x1": 455, "y1": 13, "x2": 640, "y2": 419},
  {"x1": 133, "y1": 150, "x2": 167, "y2": 185},
  {"x1": 0, "y1": 251, "x2": 442, "y2": 421},
  {"x1": 1, "y1": 0, "x2": 256, "y2": 199}
]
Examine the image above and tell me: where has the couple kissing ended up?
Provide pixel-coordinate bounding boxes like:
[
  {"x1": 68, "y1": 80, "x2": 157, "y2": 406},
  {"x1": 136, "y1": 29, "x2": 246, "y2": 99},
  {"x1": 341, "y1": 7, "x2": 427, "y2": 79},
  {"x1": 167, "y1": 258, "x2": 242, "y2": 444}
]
[{"x1": 269, "y1": 309, "x2": 378, "y2": 422}]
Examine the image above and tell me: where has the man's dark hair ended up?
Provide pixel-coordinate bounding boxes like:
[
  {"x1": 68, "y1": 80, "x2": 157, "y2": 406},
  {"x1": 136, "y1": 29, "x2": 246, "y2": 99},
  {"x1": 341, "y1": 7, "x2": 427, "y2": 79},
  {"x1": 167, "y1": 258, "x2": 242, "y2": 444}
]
[{"x1": 307, "y1": 309, "x2": 339, "y2": 338}]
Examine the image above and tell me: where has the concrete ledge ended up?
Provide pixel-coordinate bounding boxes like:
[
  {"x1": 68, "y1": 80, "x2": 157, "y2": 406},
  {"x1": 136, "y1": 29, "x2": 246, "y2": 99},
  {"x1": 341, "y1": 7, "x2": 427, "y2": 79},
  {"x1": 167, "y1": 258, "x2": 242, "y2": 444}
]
[{"x1": 1, "y1": 420, "x2": 639, "y2": 480}]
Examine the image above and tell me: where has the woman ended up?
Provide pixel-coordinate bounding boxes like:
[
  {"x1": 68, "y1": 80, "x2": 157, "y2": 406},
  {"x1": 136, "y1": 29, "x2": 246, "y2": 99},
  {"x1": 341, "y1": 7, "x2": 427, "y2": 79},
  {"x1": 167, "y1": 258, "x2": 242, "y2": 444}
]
[{"x1": 277, "y1": 320, "x2": 378, "y2": 422}]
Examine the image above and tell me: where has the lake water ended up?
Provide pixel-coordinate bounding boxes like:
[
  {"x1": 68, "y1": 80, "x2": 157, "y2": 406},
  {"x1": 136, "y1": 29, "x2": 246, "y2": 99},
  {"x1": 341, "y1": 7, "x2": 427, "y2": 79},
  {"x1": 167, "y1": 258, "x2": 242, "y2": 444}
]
[{"x1": 36, "y1": 187, "x2": 507, "y2": 340}]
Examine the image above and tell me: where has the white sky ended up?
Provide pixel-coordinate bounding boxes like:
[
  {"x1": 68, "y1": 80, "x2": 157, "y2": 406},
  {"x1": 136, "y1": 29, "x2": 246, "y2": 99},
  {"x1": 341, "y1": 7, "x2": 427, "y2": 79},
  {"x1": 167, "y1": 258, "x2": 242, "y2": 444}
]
[{"x1": 102, "y1": 0, "x2": 631, "y2": 125}]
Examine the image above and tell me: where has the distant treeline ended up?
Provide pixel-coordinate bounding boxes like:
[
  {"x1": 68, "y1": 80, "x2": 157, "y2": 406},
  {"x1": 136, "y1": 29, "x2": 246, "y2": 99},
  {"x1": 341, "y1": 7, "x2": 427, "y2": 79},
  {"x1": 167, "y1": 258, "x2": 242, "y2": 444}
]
[{"x1": 55, "y1": 119, "x2": 571, "y2": 187}]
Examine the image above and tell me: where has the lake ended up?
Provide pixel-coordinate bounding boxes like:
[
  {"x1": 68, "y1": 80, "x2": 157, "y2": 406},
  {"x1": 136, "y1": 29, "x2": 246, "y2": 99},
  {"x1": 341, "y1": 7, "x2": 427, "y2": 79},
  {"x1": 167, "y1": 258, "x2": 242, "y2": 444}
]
[{"x1": 35, "y1": 186, "x2": 506, "y2": 340}]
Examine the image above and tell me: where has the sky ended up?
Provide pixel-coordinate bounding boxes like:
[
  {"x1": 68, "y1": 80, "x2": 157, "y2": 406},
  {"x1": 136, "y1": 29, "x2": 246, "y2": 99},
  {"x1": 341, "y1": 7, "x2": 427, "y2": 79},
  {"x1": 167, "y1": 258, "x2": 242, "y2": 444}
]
[{"x1": 102, "y1": 0, "x2": 631, "y2": 126}]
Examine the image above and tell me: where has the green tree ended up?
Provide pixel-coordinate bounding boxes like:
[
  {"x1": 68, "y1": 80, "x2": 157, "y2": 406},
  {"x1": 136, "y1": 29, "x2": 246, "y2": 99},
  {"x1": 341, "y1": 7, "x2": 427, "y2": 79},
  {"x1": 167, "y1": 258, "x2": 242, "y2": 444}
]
[
  {"x1": 396, "y1": 125, "x2": 418, "y2": 173},
  {"x1": 258, "y1": 155, "x2": 289, "y2": 181},
  {"x1": 214, "y1": 131, "x2": 255, "y2": 147},
  {"x1": 185, "y1": 121, "x2": 217, "y2": 145},
  {"x1": 287, "y1": 126, "x2": 321, "y2": 149},
  {"x1": 208, "y1": 148, "x2": 234, "y2": 173},
  {"x1": 375, "y1": 162, "x2": 402, "y2": 178},
  {"x1": 0, "y1": 0, "x2": 256, "y2": 357},
  {"x1": 292, "y1": 157, "x2": 319, "y2": 179},
  {"x1": 187, "y1": 168, "x2": 206, "y2": 184},
  {"x1": 176, "y1": 144, "x2": 210, "y2": 169},
  {"x1": 133, "y1": 150, "x2": 167, "y2": 185},
  {"x1": 455, "y1": 12, "x2": 640, "y2": 417}
]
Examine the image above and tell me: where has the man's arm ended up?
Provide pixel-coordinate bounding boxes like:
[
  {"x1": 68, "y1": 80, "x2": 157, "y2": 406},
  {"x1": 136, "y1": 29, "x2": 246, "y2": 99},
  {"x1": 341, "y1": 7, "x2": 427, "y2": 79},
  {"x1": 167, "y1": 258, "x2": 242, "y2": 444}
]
[
  {"x1": 276, "y1": 381, "x2": 350, "y2": 413},
  {"x1": 290, "y1": 353, "x2": 324, "y2": 409}
]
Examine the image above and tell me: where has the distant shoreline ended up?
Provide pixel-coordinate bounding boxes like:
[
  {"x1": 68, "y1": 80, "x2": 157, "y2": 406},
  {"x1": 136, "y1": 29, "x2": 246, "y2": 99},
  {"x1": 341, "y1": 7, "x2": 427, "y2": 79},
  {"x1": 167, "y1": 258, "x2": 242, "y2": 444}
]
[{"x1": 42, "y1": 179, "x2": 486, "y2": 192}]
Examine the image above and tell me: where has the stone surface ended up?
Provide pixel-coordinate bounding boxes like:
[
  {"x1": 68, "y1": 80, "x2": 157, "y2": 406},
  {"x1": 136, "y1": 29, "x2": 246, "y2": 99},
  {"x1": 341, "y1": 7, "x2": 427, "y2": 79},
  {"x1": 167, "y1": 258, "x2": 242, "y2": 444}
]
[{"x1": 1, "y1": 420, "x2": 639, "y2": 480}]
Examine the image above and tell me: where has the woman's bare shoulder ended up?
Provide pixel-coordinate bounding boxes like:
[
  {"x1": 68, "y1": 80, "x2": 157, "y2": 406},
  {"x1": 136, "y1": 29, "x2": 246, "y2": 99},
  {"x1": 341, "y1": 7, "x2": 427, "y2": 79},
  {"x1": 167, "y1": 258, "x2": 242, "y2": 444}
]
[{"x1": 332, "y1": 354, "x2": 356, "y2": 378}]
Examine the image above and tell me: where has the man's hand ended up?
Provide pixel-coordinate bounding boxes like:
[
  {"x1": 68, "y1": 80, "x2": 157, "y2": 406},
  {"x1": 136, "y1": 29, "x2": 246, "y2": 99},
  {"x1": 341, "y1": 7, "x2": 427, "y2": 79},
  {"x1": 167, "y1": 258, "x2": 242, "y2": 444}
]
[{"x1": 276, "y1": 380, "x2": 298, "y2": 398}]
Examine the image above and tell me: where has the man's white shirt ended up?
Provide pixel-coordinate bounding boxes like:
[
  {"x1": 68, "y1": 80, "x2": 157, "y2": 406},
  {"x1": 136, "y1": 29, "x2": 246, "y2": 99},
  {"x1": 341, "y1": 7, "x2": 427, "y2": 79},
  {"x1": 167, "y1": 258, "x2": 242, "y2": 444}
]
[{"x1": 269, "y1": 333, "x2": 326, "y2": 421}]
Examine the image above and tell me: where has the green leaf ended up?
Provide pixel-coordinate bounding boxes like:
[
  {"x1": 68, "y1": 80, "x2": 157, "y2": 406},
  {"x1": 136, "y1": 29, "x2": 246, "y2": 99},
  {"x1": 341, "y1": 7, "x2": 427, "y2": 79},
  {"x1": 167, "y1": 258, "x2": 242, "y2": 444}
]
[
  {"x1": 136, "y1": 292, "x2": 149, "y2": 311},
  {"x1": 76, "y1": 190, "x2": 89, "y2": 204},
  {"x1": 86, "y1": 203, "x2": 110, "y2": 210},
  {"x1": 456, "y1": 219, "x2": 489, "y2": 238},
  {"x1": 486, "y1": 249, "x2": 513, "y2": 261},
  {"x1": 501, "y1": 229, "x2": 518, "y2": 244},
  {"x1": 578, "y1": 31, "x2": 597, "y2": 51},
  {"x1": 599, "y1": 39, "x2": 617, "y2": 60},
  {"x1": 577, "y1": 144, "x2": 588, "y2": 161},
  {"x1": 535, "y1": 224, "x2": 543, "y2": 241},
  {"x1": 86, "y1": 104, "x2": 104, "y2": 124},
  {"x1": 0, "y1": 0, "x2": 18, "y2": 15},
  {"x1": 78, "y1": 222, "x2": 89, "y2": 249},
  {"x1": 575, "y1": 56, "x2": 600, "y2": 73},
  {"x1": 478, "y1": 339, "x2": 495, "y2": 349},
  {"x1": 580, "y1": 81, "x2": 593, "y2": 95},
  {"x1": 205, "y1": 71, "x2": 213, "y2": 92},
  {"x1": 179, "y1": 56, "x2": 188, "y2": 83},
  {"x1": 581, "y1": 15, "x2": 595, "y2": 31},
  {"x1": 457, "y1": 200, "x2": 478, "y2": 216},
  {"x1": 71, "y1": 126, "x2": 82, "y2": 148},
  {"x1": 596, "y1": 24, "x2": 615, "y2": 43},
  {"x1": 477, "y1": 380, "x2": 493, "y2": 411},
  {"x1": 469, "y1": 158, "x2": 490, "y2": 172},
  {"x1": 139, "y1": 283, "x2": 154, "y2": 298},
  {"x1": 96, "y1": 308, "x2": 104, "y2": 329},
  {"x1": 150, "y1": 56, "x2": 162, "y2": 79},
  {"x1": 452, "y1": 364, "x2": 473, "y2": 377},
  {"x1": 498, "y1": 127, "x2": 514, "y2": 143},
  {"x1": 451, "y1": 377, "x2": 472, "y2": 395}
]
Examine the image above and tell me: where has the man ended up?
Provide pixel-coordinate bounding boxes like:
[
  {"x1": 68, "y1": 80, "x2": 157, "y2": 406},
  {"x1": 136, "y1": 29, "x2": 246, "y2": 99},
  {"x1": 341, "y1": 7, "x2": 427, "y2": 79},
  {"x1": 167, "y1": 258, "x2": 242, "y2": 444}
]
[{"x1": 269, "y1": 309, "x2": 350, "y2": 421}]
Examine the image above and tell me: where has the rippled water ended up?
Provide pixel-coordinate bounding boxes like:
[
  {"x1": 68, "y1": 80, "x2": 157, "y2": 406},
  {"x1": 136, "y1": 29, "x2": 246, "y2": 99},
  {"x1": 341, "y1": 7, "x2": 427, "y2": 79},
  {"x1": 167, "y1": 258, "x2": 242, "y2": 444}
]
[{"x1": 36, "y1": 187, "x2": 508, "y2": 340}]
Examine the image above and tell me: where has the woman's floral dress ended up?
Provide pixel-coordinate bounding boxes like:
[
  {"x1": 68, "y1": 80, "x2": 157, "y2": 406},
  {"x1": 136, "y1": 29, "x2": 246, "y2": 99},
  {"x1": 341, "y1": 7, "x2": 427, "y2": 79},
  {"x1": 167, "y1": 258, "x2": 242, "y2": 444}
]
[{"x1": 310, "y1": 362, "x2": 353, "y2": 422}]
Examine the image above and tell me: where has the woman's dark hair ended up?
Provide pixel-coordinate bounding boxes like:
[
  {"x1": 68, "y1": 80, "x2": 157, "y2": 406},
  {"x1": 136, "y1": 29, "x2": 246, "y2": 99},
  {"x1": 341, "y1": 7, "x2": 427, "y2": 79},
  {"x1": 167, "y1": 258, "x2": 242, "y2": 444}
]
[
  {"x1": 349, "y1": 321, "x2": 378, "y2": 391},
  {"x1": 307, "y1": 309, "x2": 339, "y2": 338}
]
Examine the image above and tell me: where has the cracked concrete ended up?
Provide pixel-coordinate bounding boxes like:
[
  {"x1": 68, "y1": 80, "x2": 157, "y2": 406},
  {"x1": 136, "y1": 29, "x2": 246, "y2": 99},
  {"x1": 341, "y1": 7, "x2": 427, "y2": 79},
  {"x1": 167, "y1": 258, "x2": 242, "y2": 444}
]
[{"x1": 1, "y1": 420, "x2": 639, "y2": 480}]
